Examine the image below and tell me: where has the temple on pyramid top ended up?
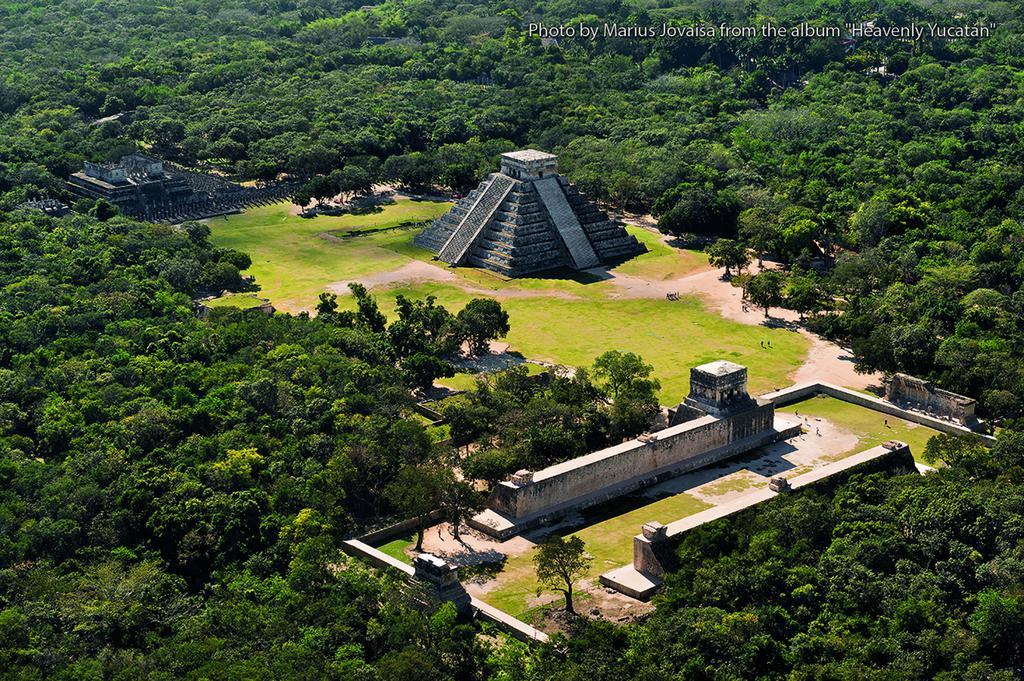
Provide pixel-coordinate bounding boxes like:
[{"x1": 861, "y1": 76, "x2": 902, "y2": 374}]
[{"x1": 415, "y1": 150, "x2": 645, "y2": 277}]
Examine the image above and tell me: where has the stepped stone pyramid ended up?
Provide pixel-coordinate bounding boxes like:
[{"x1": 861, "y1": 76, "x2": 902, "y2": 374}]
[{"x1": 415, "y1": 150, "x2": 645, "y2": 277}]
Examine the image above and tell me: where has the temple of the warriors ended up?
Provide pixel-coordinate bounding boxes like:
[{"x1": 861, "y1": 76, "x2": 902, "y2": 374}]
[
  {"x1": 67, "y1": 152, "x2": 294, "y2": 222},
  {"x1": 470, "y1": 360, "x2": 795, "y2": 538},
  {"x1": 415, "y1": 150, "x2": 645, "y2": 277},
  {"x1": 68, "y1": 153, "x2": 193, "y2": 214}
]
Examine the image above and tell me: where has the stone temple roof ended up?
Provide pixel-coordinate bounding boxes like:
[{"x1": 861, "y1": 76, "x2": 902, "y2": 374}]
[
  {"x1": 694, "y1": 360, "x2": 746, "y2": 376},
  {"x1": 501, "y1": 149, "x2": 556, "y2": 162}
]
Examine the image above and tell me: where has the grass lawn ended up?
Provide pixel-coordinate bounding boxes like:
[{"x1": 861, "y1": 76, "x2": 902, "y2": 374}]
[
  {"x1": 341, "y1": 280, "x2": 806, "y2": 402},
  {"x1": 777, "y1": 395, "x2": 942, "y2": 464},
  {"x1": 376, "y1": 534, "x2": 415, "y2": 565},
  {"x1": 203, "y1": 294, "x2": 269, "y2": 309},
  {"x1": 208, "y1": 198, "x2": 449, "y2": 312},
  {"x1": 436, "y1": 372, "x2": 483, "y2": 392},
  {"x1": 480, "y1": 491, "x2": 710, "y2": 619},
  {"x1": 211, "y1": 200, "x2": 809, "y2": 402},
  {"x1": 612, "y1": 227, "x2": 708, "y2": 281}
]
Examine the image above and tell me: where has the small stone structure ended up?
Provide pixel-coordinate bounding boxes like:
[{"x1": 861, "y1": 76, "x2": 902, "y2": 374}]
[
  {"x1": 885, "y1": 373, "x2": 977, "y2": 426},
  {"x1": 409, "y1": 553, "x2": 472, "y2": 615},
  {"x1": 671, "y1": 360, "x2": 758, "y2": 424},
  {"x1": 17, "y1": 198, "x2": 70, "y2": 217},
  {"x1": 470, "y1": 361, "x2": 796, "y2": 539},
  {"x1": 415, "y1": 150, "x2": 644, "y2": 277}
]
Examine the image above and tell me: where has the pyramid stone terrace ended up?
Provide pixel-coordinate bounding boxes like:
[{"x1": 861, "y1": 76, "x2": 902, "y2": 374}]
[{"x1": 415, "y1": 150, "x2": 645, "y2": 277}]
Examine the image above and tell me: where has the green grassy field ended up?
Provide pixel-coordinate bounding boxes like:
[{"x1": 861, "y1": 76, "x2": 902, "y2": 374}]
[
  {"x1": 203, "y1": 293, "x2": 269, "y2": 309},
  {"x1": 338, "y1": 280, "x2": 805, "y2": 401},
  {"x1": 377, "y1": 534, "x2": 415, "y2": 565},
  {"x1": 479, "y1": 491, "x2": 710, "y2": 619},
  {"x1": 777, "y1": 395, "x2": 941, "y2": 463},
  {"x1": 208, "y1": 198, "x2": 449, "y2": 311},
  {"x1": 209, "y1": 200, "x2": 809, "y2": 401}
]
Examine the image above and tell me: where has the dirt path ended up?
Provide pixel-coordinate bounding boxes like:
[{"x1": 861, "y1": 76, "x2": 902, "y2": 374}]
[
  {"x1": 603, "y1": 233, "x2": 881, "y2": 391},
  {"x1": 325, "y1": 260, "x2": 583, "y2": 301}
]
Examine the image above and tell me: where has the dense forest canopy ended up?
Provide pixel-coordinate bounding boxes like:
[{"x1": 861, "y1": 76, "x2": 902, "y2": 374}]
[
  {"x1": 3, "y1": 0, "x2": 1024, "y2": 411},
  {"x1": 3, "y1": 0, "x2": 1024, "y2": 678}
]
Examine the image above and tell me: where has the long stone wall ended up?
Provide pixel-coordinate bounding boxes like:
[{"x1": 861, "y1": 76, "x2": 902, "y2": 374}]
[
  {"x1": 762, "y1": 382, "x2": 994, "y2": 443},
  {"x1": 472, "y1": 401, "x2": 787, "y2": 538},
  {"x1": 601, "y1": 441, "x2": 918, "y2": 599}
]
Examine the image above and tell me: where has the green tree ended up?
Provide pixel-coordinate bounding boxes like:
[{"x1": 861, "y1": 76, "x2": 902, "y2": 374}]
[
  {"x1": 534, "y1": 535, "x2": 591, "y2": 614},
  {"x1": 787, "y1": 274, "x2": 826, "y2": 320},
  {"x1": 592, "y1": 350, "x2": 660, "y2": 402},
  {"x1": 706, "y1": 238, "x2": 751, "y2": 277},
  {"x1": 385, "y1": 465, "x2": 443, "y2": 552},
  {"x1": 456, "y1": 299, "x2": 509, "y2": 355},
  {"x1": 745, "y1": 270, "x2": 787, "y2": 319}
]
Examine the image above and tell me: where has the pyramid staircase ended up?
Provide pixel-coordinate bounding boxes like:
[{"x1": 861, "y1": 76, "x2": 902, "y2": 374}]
[
  {"x1": 533, "y1": 176, "x2": 600, "y2": 269},
  {"x1": 415, "y1": 150, "x2": 644, "y2": 277},
  {"x1": 437, "y1": 174, "x2": 515, "y2": 265}
]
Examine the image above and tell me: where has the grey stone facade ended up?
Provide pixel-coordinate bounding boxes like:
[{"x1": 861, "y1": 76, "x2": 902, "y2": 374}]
[
  {"x1": 470, "y1": 361, "x2": 789, "y2": 539},
  {"x1": 681, "y1": 360, "x2": 758, "y2": 418},
  {"x1": 885, "y1": 373, "x2": 978, "y2": 426},
  {"x1": 415, "y1": 150, "x2": 645, "y2": 277}
]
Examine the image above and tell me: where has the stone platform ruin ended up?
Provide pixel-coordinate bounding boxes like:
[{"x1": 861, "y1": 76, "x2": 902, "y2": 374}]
[
  {"x1": 470, "y1": 360, "x2": 798, "y2": 539},
  {"x1": 885, "y1": 373, "x2": 978, "y2": 427},
  {"x1": 415, "y1": 150, "x2": 645, "y2": 277}
]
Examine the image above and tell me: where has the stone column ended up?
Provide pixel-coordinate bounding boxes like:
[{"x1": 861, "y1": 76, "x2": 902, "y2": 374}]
[
  {"x1": 633, "y1": 521, "x2": 669, "y2": 578},
  {"x1": 411, "y1": 553, "x2": 472, "y2": 615}
]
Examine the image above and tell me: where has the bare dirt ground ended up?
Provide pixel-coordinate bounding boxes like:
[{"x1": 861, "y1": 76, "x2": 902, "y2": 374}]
[
  {"x1": 325, "y1": 260, "x2": 583, "y2": 301},
  {"x1": 326, "y1": 260, "x2": 461, "y2": 294}
]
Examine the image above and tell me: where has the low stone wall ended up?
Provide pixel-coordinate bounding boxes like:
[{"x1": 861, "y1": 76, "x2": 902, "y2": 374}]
[
  {"x1": 356, "y1": 510, "x2": 445, "y2": 546},
  {"x1": 601, "y1": 441, "x2": 918, "y2": 599},
  {"x1": 472, "y1": 402, "x2": 790, "y2": 538},
  {"x1": 341, "y1": 539, "x2": 549, "y2": 644},
  {"x1": 762, "y1": 382, "x2": 994, "y2": 443}
]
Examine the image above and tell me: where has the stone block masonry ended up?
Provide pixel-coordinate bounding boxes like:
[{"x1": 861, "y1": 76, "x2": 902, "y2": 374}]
[
  {"x1": 415, "y1": 150, "x2": 644, "y2": 277},
  {"x1": 885, "y1": 373, "x2": 977, "y2": 427},
  {"x1": 470, "y1": 361, "x2": 795, "y2": 539}
]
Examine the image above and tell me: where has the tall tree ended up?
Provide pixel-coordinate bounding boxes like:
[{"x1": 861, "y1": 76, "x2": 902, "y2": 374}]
[
  {"x1": 456, "y1": 299, "x2": 509, "y2": 355},
  {"x1": 706, "y1": 238, "x2": 751, "y2": 277},
  {"x1": 534, "y1": 535, "x2": 591, "y2": 614},
  {"x1": 745, "y1": 270, "x2": 787, "y2": 319}
]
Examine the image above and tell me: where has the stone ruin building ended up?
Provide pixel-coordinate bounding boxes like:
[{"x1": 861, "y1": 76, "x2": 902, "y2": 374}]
[
  {"x1": 415, "y1": 150, "x2": 645, "y2": 277},
  {"x1": 17, "y1": 198, "x2": 69, "y2": 217},
  {"x1": 67, "y1": 152, "x2": 295, "y2": 223},
  {"x1": 885, "y1": 373, "x2": 978, "y2": 427},
  {"x1": 68, "y1": 153, "x2": 192, "y2": 214},
  {"x1": 670, "y1": 360, "x2": 759, "y2": 424},
  {"x1": 470, "y1": 360, "x2": 790, "y2": 539}
]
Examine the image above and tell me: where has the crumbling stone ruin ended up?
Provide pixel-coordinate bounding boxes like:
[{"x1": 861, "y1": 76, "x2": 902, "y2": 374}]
[
  {"x1": 407, "y1": 553, "x2": 472, "y2": 615},
  {"x1": 68, "y1": 152, "x2": 294, "y2": 222},
  {"x1": 17, "y1": 198, "x2": 69, "y2": 217},
  {"x1": 415, "y1": 150, "x2": 645, "y2": 277},
  {"x1": 885, "y1": 373, "x2": 978, "y2": 426}
]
